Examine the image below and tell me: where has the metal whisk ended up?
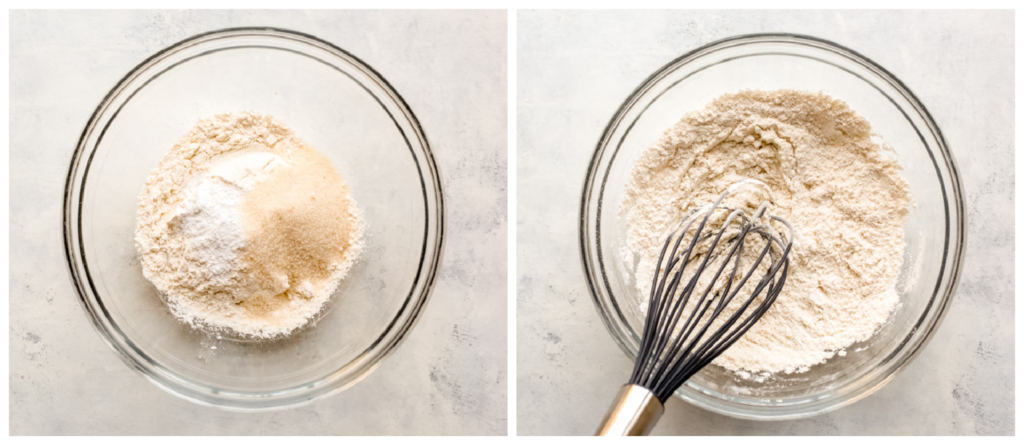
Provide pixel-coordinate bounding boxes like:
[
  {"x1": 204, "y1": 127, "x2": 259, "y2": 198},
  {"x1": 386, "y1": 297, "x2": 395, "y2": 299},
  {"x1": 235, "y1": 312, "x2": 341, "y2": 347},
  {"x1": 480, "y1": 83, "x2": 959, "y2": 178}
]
[{"x1": 597, "y1": 180, "x2": 794, "y2": 435}]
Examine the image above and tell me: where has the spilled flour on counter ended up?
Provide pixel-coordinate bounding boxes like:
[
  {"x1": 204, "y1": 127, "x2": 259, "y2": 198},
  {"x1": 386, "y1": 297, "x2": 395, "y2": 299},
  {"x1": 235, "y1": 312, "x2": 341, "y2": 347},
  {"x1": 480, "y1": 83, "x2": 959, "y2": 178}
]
[
  {"x1": 622, "y1": 90, "x2": 911, "y2": 375},
  {"x1": 135, "y1": 112, "x2": 363, "y2": 339}
]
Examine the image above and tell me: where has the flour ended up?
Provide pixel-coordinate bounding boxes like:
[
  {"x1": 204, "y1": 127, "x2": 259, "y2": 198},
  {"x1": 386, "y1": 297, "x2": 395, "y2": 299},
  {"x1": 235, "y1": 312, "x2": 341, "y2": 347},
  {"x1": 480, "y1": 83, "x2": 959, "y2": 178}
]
[
  {"x1": 136, "y1": 112, "x2": 363, "y2": 339},
  {"x1": 622, "y1": 90, "x2": 911, "y2": 375}
]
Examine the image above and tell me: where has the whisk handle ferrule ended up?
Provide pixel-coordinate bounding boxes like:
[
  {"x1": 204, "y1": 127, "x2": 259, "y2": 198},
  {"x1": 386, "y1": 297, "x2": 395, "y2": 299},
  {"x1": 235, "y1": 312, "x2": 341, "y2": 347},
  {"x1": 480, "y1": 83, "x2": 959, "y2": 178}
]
[{"x1": 595, "y1": 384, "x2": 664, "y2": 436}]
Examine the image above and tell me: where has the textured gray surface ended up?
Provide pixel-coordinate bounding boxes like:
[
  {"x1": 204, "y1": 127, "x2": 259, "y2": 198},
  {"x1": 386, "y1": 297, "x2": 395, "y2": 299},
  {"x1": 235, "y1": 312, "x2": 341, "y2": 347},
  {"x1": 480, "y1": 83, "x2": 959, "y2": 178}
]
[
  {"x1": 516, "y1": 10, "x2": 1013, "y2": 435},
  {"x1": 10, "y1": 10, "x2": 507, "y2": 435}
]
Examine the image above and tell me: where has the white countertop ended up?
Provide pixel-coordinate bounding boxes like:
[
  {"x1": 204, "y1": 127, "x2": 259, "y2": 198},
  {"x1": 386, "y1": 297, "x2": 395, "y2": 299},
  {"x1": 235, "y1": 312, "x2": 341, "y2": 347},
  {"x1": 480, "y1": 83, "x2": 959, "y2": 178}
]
[
  {"x1": 516, "y1": 10, "x2": 1014, "y2": 435},
  {"x1": 10, "y1": 10, "x2": 508, "y2": 435}
]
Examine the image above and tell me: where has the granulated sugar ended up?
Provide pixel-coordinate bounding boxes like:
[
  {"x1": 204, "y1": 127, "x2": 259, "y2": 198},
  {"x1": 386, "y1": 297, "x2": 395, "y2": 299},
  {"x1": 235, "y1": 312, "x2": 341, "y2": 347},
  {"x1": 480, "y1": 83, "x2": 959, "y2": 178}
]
[
  {"x1": 135, "y1": 112, "x2": 363, "y2": 339},
  {"x1": 621, "y1": 90, "x2": 911, "y2": 375}
]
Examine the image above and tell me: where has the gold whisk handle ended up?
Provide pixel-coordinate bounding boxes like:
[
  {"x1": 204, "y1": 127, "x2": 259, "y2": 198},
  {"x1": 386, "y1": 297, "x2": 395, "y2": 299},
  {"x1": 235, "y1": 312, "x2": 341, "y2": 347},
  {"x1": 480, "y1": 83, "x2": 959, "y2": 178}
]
[{"x1": 595, "y1": 384, "x2": 664, "y2": 436}]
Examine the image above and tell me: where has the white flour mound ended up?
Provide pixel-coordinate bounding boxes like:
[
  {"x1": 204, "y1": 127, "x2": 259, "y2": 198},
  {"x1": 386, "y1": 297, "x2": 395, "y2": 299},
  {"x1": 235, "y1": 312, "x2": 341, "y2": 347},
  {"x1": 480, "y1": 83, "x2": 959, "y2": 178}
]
[
  {"x1": 135, "y1": 112, "x2": 363, "y2": 339},
  {"x1": 622, "y1": 90, "x2": 911, "y2": 375}
]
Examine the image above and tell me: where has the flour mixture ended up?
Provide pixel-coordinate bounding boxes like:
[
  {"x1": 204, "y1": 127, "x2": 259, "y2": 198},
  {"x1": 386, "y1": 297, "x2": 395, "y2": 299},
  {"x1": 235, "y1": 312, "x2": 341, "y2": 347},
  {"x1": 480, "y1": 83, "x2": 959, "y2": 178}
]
[
  {"x1": 622, "y1": 90, "x2": 911, "y2": 375},
  {"x1": 136, "y1": 112, "x2": 363, "y2": 339}
]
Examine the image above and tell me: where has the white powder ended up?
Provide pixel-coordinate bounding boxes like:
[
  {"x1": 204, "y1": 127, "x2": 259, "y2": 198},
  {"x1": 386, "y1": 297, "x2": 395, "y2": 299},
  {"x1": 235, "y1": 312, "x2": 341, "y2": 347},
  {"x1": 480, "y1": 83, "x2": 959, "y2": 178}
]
[
  {"x1": 170, "y1": 150, "x2": 289, "y2": 299},
  {"x1": 622, "y1": 90, "x2": 911, "y2": 374},
  {"x1": 136, "y1": 112, "x2": 363, "y2": 339},
  {"x1": 175, "y1": 173, "x2": 245, "y2": 292}
]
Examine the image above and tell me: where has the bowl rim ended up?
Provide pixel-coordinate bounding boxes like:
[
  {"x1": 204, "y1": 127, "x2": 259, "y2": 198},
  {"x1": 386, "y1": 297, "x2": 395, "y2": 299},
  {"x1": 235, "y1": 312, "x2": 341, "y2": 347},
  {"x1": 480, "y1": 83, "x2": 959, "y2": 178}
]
[
  {"x1": 579, "y1": 32, "x2": 966, "y2": 420},
  {"x1": 62, "y1": 26, "x2": 446, "y2": 411}
]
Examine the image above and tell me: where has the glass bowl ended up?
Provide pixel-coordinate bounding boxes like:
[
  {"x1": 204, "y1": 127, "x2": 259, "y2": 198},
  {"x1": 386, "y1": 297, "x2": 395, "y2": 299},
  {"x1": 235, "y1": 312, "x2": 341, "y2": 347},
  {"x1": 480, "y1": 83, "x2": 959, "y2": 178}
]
[
  {"x1": 580, "y1": 34, "x2": 965, "y2": 420},
  {"x1": 63, "y1": 27, "x2": 445, "y2": 410}
]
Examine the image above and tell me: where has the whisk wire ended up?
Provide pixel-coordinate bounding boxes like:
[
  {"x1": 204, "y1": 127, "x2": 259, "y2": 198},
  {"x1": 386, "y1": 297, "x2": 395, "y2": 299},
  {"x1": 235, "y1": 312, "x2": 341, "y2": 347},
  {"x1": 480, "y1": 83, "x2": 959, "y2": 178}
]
[
  {"x1": 632, "y1": 194, "x2": 728, "y2": 387},
  {"x1": 647, "y1": 212, "x2": 748, "y2": 389},
  {"x1": 671, "y1": 233, "x2": 775, "y2": 382},
  {"x1": 631, "y1": 206, "x2": 706, "y2": 384},
  {"x1": 704, "y1": 219, "x2": 793, "y2": 357},
  {"x1": 679, "y1": 222, "x2": 792, "y2": 392},
  {"x1": 626, "y1": 185, "x2": 794, "y2": 402}
]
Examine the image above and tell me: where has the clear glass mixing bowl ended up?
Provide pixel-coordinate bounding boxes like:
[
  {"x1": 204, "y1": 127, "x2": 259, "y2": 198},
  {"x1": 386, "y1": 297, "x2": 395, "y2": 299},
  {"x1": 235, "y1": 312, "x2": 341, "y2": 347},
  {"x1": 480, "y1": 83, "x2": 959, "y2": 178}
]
[
  {"x1": 580, "y1": 34, "x2": 965, "y2": 420},
  {"x1": 63, "y1": 28, "x2": 445, "y2": 410}
]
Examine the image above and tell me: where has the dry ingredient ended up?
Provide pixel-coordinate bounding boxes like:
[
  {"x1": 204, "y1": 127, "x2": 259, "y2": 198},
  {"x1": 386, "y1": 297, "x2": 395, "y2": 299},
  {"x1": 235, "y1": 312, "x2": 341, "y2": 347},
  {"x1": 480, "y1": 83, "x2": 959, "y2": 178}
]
[
  {"x1": 622, "y1": 90, "x2": 911, "y2": 376},
  {"x1": 135, "y1": 112, "x2": 363, "y2": 339}
]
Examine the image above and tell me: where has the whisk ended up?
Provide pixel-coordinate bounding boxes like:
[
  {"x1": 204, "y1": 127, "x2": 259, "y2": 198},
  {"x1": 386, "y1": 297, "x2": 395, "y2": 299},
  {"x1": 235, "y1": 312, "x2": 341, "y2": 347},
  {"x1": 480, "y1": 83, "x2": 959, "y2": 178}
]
[{"x1": 596, "y1": 179, "x2": 795, "y2": 435}]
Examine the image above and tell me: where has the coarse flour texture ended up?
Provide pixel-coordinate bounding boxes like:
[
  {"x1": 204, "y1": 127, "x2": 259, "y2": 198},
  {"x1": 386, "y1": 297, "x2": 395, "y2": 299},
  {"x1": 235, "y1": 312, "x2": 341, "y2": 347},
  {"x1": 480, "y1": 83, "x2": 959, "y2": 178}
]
[
  {"x1": 136, "y1": 112, "x2": 363, "y2": 339},
  {"x1": 622, "y1": 90, "x2": 911, "y2": 375}
]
